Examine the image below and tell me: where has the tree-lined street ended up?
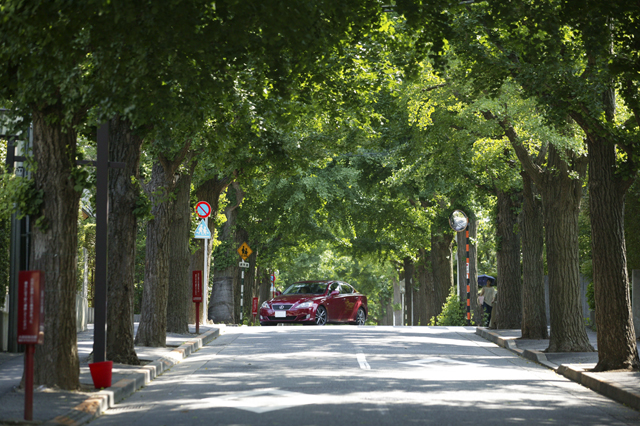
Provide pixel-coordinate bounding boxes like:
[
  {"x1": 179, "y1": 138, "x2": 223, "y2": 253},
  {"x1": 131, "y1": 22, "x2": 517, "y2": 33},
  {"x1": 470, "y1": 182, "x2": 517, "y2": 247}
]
[
  {"x1": 1, "y1": 4, "x2": 640, "y2": 422},
  {"x1": 87, "y1": 327, "x2": 640, "y2": 426}
]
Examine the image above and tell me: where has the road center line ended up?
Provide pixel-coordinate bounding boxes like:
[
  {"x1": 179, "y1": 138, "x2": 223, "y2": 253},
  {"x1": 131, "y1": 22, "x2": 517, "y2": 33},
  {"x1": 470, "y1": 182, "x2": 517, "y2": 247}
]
[{"x1": 356, "y1": 353, "x2": 370, "y2": 370}]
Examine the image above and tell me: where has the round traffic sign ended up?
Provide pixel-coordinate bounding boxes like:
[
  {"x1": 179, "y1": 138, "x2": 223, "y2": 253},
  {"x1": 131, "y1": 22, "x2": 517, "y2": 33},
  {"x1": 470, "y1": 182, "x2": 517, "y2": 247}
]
[{"x1": 195, "y1": 201, "x2": 212, "y2": 218}]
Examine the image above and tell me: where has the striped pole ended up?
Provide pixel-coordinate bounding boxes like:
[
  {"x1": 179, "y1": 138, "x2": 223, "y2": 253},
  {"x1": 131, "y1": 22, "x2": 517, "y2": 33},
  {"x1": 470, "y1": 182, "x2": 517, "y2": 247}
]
[{"x1": 466, "y1": 225, "x2": 471, "y2": 326}]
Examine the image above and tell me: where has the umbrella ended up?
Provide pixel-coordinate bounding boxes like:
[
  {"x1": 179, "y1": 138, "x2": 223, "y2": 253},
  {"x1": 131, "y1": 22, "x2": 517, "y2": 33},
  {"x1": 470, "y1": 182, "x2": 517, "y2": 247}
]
[{"x1": 478, "y1": 274, "x2": 495, "y2": 287}]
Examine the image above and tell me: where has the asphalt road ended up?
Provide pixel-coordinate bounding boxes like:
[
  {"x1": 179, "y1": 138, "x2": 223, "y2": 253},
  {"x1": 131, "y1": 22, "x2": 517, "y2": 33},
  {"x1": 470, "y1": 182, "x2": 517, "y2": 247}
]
[{"x1": 89, "y1": 326, "x2": 640, "y2": 426}]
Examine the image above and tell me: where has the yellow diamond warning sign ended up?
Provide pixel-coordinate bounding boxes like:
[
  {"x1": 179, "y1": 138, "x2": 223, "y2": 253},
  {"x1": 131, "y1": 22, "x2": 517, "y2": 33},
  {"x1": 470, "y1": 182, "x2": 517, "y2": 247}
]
[{"x1": 237, "y1": 242, "x2": 253, "y2": 260}]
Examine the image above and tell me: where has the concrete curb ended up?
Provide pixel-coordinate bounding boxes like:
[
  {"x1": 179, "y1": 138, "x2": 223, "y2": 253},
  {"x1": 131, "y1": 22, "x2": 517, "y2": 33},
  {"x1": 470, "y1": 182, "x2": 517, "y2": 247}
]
[
  {"x1": 557, "y1": 365, "x2": 640, "y2": 412},
  {"x1": 42, "y1": 327, "x2": 222, "y2": 426},
  {"x1": 475, "y1": 327, "x2": 640, "y2": 412}
]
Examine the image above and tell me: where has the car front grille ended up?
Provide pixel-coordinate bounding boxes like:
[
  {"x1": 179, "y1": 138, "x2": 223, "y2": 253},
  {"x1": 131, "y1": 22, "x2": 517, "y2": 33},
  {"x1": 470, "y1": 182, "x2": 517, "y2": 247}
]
[{"x1": 272, "y1": 304, "x2": 293, "y2": 310}]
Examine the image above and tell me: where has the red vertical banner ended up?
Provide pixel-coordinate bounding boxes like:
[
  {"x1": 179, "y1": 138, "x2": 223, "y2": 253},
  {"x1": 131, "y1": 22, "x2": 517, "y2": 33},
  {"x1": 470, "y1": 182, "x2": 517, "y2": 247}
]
[
  {"x1": 252, "y1": 297, "x2": 259, "y2": 316},
  {"x1": 17, "y1": 270, "x2": 44, "y2": 345},
  {"x1": 192, "y1": 270, "x2": 203, "y2": 302}
]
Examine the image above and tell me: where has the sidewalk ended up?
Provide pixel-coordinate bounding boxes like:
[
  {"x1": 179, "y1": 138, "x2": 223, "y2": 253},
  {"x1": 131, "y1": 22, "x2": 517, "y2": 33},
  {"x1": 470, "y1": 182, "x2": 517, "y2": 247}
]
[
  {"x1": 476, "y1": 327, "x2": 640, "y2": 411},
  {"x1": 0, "y1": 323, "x2": 224, "y2": 426}
]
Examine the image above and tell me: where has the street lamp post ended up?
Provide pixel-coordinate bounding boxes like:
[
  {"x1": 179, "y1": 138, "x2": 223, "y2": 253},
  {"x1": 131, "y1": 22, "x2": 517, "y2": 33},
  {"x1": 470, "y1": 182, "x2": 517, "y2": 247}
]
[{"x1": 449, "y1": 210, "x2": 470, "y2": 326}]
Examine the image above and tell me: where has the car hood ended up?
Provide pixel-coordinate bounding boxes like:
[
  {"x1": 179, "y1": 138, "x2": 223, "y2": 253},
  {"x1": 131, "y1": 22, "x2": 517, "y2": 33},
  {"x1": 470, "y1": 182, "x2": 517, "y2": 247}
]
[{"x1": 269, "y1": 294, "x2": 324, "y2": 304}]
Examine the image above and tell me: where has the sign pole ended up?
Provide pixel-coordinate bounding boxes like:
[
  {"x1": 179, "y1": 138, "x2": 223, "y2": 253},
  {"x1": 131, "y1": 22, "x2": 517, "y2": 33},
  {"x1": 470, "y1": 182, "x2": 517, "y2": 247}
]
[
  {"x1": 449, "y1": 210, "x2": 471, "y2": 326},
  {"x1": 194, "y1": 202, "x2": 212, "y2": 328},
  {"x1": 203, "y1": 217, "x2": 208, "y2": 326},
  {"x1": 236, "y1": 242, "x2": 253, "y2": 324},
  {"x1": 240, "y1": 268, "x2": 244, "y2": 322},
  {"x1": 466, "y1": 225, "x2": 471, "y2": 326}
]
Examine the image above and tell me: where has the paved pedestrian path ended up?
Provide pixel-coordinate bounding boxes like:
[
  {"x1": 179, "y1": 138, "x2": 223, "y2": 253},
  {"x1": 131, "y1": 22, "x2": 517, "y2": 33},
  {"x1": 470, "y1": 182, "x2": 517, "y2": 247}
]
[
  {"x1": 0, "y1": 323, "x2": 224, "y2": 426},
  {"x1": 477, "y1": 327, "x2": 640, "y2": 412}
]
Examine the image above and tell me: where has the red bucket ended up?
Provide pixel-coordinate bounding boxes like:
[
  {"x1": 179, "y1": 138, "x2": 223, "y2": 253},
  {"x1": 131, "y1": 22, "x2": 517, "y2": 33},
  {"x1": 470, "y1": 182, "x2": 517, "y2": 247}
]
[{"x1": 89, "y1": 361, "x2": 113, "y2": 389}]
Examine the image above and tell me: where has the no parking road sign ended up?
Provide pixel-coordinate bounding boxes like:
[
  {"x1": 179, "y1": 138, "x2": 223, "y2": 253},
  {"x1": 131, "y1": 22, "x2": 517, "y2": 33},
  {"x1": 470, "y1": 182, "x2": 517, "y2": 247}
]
[{"x1": 196, "y1": 201, "x2": 212, "y2": 218}]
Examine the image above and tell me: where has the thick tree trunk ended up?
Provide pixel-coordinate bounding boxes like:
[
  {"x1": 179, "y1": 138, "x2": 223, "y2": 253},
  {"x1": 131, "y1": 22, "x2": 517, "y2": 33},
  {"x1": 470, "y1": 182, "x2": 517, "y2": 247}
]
[
  {"x1": 136, "y1": 147, "x2": 191, "y2": 346},
  {"x1": 430, "y1": 228, "x2": 454, "y2": 321},
  {"x1": 30, "y1": 108, "x2": 81, "y2": 389},
  {"x1": 106, "y1": 116, "x2": 143, "y2": 364},
  {"x1": 588, "y1": 134, "x2": 639, "y2": 370},
  {"x1": 543, "y1": 170, "x2": 592, "y2": 351},
  {"x1": 493, "y1": 189, "x2": 522, "y2": 329},
  {"x1": 417, "y1": 248, "x2": 429, "y2": 326},
  {"x1": 188, "y1": 176, "x2": 231, "y2": 324},
  {"x1": 135, "y1": 162, "x2": 174, "y2": 346},
  {"x1": 403, "y1": 257, "x2": 414, "y2": 326},
  {"x1": 502, "y1": 118, "x2": 590, "y2": 347},
  {"x1": 166, "y1": 165, "x2": 194, "y2": 334},
  {"x1": 209, "y1": 183, "x2": 243, "y2": 323},
  {"x1": 258, "y1": 267, "x2": 271, "y2": 307},
  {"x1": 532, "y1": 144, "x2": 591, "y2": 352},
  {"x1": 520, "y1": 172, "x2": 548, "y2": 339}
]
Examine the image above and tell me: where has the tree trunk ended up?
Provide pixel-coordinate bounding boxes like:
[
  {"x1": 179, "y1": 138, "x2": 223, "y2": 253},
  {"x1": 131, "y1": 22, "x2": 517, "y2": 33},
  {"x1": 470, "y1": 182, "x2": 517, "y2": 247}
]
[
  {"x1": 588, "y1": 133, "x2": 639, "y2": 369},
  {"x1": 136, "y1": 147, "x2": 191, "y2": 346},
  {"x1": 188, "y1": 175, "x2": 231, "y2": 324},
  {"x1": 209, "y1": 182, "x2": 243, "y2": 323},
  {"x1": 530, "y1": 144, "x2": 590, "y2": 352},
  {"x1": 30, "y1": 107, "x2": 81, "y2": 389},
  {"x1": 166, "y1": 164, "x2": 195, "y2": 334},
  {"x1": 257, "y1": 267, "x2": 270, "y2": 306},
  {"x1": 135, "y1": 162, "x2": 173, "y2": 346},
  {"x1": 520, "y1": 172, "x2": 548, "y2": 339},
  {"x1": 106, "y1": 116, "x2": 143, "y2": 364},
  {"x1": 430, "y1": 228, "x2": 454, "y2": 321},
  {"x1": 417, "y1": 248, "x2": 429, "y2": 326},
  {"x1": 244, "y1": 247, "x2": 258, "y2": 323},
  {"x1": 403, "y1": 257, "x2": 414, "y2": 326},
  {"x1": 500, "y1": 117, "x2": 589, "y2": 346},
  {"x1": 493, "y1": 189, "x2": 522, "y2": 329}
]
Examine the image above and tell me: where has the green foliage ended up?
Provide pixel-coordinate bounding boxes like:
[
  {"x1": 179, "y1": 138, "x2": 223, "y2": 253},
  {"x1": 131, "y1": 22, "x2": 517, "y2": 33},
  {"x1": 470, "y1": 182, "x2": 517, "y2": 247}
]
[
  {"x1": 586, "y1": 281, "x2": 595, "y2": 311},
  {"x1": 212, "y1": 239, "x2": 236, "y2": 272},
  {"x1": 429, "y1": 286, "x2": 472, "y2": 326}
]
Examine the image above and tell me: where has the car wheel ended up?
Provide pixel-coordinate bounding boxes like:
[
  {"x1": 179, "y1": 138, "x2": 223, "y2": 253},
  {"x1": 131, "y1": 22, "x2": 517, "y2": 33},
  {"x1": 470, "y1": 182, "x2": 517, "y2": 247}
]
[
  {"x1": 355, "y1": 308, "x2": 366, "y2": 326},
  {"x1": 315, "y1": 306, "x2": 327, "y2": 326}
]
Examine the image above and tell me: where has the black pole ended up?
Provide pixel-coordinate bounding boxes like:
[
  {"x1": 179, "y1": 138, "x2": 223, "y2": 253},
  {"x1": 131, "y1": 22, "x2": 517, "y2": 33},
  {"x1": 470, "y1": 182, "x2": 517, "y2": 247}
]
[{"x1": 93, "y1": 122, "x2": 109, "y2": 363}]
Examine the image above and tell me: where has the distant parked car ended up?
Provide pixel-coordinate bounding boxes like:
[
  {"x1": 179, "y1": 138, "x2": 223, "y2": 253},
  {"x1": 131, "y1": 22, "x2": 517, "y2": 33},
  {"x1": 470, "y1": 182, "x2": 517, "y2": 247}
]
[{"x1": 259, "y1": 280, "x2": 367, "y2": 326}]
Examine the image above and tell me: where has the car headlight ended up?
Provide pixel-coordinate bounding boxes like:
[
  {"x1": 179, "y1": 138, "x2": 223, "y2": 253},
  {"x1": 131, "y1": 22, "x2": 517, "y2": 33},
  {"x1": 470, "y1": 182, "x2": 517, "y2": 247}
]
[
  {"x1": 295, "y1": 301, "x2": 314, "y2": 309},
  {"x1": 261, "y1": 301, "x2": 269, "y2": 309}
]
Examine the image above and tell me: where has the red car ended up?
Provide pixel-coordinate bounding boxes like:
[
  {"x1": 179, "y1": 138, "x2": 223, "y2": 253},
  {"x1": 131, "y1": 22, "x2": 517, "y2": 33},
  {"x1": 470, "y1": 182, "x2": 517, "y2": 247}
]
[{"x1": 259, "y1": 280, "x2": 367, "y2": 326}]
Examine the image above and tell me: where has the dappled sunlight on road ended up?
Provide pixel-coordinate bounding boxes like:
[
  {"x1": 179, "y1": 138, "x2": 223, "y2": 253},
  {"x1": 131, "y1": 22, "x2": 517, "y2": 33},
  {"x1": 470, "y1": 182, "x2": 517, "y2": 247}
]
[{"x1": 91, "y1": 326, "x2": 640, "y2": 426}]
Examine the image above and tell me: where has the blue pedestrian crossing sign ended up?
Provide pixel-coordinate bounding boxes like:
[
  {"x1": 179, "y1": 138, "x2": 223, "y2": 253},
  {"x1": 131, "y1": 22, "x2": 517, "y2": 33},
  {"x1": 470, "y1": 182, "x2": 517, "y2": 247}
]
[{"x1": 194, "y1": 220, "x2": 211, "y2": 239}]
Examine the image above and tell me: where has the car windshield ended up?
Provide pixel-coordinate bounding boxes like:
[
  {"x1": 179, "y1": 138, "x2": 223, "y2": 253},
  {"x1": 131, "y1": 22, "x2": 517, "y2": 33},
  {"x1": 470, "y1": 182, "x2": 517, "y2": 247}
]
[{"x1": 282, "y1": 283, "x2": 328, "y2": 295}]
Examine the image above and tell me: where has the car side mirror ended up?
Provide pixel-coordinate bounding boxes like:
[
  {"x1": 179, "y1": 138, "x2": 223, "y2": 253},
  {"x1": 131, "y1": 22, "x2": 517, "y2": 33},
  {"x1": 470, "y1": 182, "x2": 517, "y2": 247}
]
[
  {"x1": 330, "y1": 290, "x2": 339, "y2": 296},
  {"x1": 275, "y1": 291, "x2": 282, "y2": 296}
]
